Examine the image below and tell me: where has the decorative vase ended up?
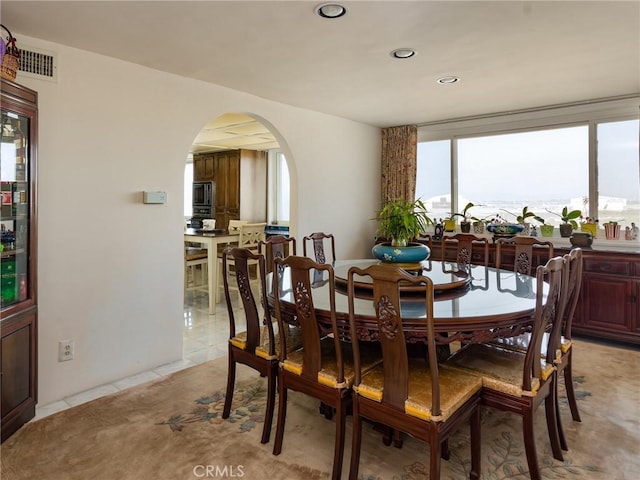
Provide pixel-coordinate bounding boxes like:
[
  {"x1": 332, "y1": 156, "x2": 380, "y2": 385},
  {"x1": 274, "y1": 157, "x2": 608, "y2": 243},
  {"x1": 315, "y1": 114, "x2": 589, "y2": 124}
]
[
  {"x1": 570, "y1": 232, "x2": 593, "y2": 249},
  {"x1": 371, "y1": 242, "x2": 431, "y2": 264},
  {"x1": 540, "y1": 225, "x2": 554, "y2": 237},
  {"x1": 443, "y1": 219, "x2": 456, "y2": 232},
  {"x1": 559, "y1": 224, "x2": 573, "y2": 238}
]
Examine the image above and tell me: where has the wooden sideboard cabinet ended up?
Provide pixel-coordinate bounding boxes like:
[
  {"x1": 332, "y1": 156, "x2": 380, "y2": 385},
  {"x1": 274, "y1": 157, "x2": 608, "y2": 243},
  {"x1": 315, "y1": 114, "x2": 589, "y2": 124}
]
[
  {"x1": 571, "y1": 250, "x2": 640, "y2": 344},
  {"x1": 1, "y1": 79, "x2": 38, "y2": 442}
]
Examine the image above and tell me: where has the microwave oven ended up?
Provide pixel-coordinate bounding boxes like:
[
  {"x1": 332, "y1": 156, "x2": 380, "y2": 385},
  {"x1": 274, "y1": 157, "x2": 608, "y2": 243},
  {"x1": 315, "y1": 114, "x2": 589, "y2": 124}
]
[{"x1": 193, "y1": 181, "x2": 214, "y2": 207}]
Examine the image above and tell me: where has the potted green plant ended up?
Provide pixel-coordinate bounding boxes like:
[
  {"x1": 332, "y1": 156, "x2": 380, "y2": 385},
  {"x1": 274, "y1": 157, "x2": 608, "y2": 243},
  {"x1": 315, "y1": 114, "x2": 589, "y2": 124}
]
[
  {"x1": 538, "y1": 218, "x2": 555, "y2": 237},
  {"x1": 372, "y1": 198, "x2": 433, "y2": 263},
  {"x1": 501, "y1": 206, "x2": 544, "y2": 235},
  {"x1": 446, "y1": 202, "x2": 475, "y2": 233},
  {"x1": 470, "y1": 214, "x2": 493, "y2": 234},
  {"x1": 374, "y1": 198, "x2": 433, "y2": 247},
  {"x1": 545, "y1": 206, "x2": 581, "y2": 237}
]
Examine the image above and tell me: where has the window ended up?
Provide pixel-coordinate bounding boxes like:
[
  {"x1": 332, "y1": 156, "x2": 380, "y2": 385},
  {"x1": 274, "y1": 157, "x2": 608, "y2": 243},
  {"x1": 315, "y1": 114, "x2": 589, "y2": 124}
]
[
  {"x1": 417, "y1": 114, "x2": 639, "y2": 229},
  {"x1": 267, "y1": 150, "x2": 290, "y2": 224},
  {"x1": 596, "y1": 119, "x2": 640, "y2": 226}
]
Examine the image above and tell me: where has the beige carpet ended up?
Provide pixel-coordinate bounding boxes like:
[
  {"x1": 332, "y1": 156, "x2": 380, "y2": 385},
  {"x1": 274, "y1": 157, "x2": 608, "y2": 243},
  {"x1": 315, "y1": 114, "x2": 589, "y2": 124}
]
[{"x1": 1, "y1": 338, "x2": 639, "y2": 480}]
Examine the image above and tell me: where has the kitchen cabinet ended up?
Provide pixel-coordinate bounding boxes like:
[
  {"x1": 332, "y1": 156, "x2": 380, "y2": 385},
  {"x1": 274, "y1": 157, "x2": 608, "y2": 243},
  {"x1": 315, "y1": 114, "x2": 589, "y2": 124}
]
[
  {"x1": 193, "y1": 152, "x2": 215, "y2": 182},
  {"x1": 1, "y1": 79, "x2": 38, "y2": 442},
  {"x1": 214, "y1": 150, "x2": 241, "y2": 229}
]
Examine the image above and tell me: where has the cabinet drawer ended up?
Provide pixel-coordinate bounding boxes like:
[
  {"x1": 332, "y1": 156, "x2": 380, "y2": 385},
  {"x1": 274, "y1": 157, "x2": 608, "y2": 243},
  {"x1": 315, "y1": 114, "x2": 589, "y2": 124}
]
[{"x1": 583, "y1": 258, "x2": 630, "y2": 276}]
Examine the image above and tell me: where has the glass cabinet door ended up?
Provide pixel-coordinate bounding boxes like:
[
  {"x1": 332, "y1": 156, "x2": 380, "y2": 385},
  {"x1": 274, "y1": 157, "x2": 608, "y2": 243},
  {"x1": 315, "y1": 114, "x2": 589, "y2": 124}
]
[{"x1": 1, "y1": 109, "x2": 29, "y2": 307}]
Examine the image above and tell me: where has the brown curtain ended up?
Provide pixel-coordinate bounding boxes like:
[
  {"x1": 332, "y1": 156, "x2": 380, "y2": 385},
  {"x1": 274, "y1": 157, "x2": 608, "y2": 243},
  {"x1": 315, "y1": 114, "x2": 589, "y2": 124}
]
[{"x1": 380, "y1": 125, "x2": 417, "y2": 205}]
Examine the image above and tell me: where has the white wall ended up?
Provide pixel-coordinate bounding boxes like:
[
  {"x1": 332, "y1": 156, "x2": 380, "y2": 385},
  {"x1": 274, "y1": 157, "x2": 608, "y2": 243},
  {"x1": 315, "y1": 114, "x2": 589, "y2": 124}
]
[{"x1": 15, "y1": 34, "x2": 380, "y2": 404}]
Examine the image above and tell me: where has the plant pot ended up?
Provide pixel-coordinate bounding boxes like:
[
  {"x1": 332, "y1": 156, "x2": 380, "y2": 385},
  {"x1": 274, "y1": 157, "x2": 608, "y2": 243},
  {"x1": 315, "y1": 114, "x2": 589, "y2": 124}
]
[
  {"x1": 581, "y1": 222, "x2": 597, "y2": 238},
  {"x1": 460, "y1": 221, "x2": 471, "y2": 233},
  {"x1": 559, "y1": 224, "x2": 573, "y2": 238},
  {"x1": 472, "y1": 222, "x2": 485, "y2": 234},
  {"x1": 604, "y1": 223, "x2": 620, "y2": 240},
  {"x1": 540, "y1": 225, "x2": 554, "y2": 237},
  {"x1": 371, "y1": 242, "x2": 431, "y2": 263},
  {"x1": 520, "y1": 222, "x2": 530, "y2": 236},
  {"x1": 443, "y1": 219, "x2": 456, "y2": 232}
]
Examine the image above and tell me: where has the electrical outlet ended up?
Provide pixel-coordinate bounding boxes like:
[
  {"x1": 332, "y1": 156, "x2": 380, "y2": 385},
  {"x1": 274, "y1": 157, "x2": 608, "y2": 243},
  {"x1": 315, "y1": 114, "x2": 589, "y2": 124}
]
[{"x1": 58, "y1": 340, "x2": 75, "y2": 362}]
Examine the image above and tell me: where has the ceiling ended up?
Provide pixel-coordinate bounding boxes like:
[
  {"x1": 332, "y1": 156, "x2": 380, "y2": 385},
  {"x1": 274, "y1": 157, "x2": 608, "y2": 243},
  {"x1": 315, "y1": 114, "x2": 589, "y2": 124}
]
[{"x1": 2, "y1": 1, "x2": 639, "y2": 152}]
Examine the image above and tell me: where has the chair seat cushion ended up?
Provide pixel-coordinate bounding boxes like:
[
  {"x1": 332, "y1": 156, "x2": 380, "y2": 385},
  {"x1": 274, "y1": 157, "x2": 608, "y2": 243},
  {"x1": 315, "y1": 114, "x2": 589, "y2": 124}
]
[
  {"x1": 282, "y1": 337, "x2": 382, "y2": 389},
  {"x1": 229, "y1": 323, "x2": 303, "y2": 360},
  {"x1": 355, "y1": 359, "x2": 482, "y2": 422},
  {"x1": 447, "y1": 343, "x2": 555, "y2": 397}
]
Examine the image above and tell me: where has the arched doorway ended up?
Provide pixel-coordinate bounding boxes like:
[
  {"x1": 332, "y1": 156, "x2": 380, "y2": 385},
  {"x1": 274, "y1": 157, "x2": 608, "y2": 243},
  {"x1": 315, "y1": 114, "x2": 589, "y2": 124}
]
[{"x1": 185, "y1": 113, "x2": 291, "y2": 231}]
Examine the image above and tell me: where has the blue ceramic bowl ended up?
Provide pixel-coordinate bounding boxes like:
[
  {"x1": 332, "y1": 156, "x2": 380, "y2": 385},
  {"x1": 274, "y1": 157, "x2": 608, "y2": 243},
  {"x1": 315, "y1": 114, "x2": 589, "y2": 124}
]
[
  {"x1": 486, "y1": 223, "x2": 525, "y2": 236},
  {"x1": 371, "y1": 242, "x2": 431, "y2": 263}
]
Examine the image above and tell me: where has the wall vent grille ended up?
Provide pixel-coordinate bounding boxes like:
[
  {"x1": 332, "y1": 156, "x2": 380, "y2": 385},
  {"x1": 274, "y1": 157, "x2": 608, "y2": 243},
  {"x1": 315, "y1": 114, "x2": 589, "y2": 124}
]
[{"x1": 18, "y1": 46, "x2": 58, "y2": 82}]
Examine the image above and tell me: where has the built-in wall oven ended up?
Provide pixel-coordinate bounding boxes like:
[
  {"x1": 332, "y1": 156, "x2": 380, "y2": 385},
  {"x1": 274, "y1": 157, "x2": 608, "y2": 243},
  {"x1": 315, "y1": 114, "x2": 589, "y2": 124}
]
[{"x1": 190, "y1": 181, "x2": 215, "y2": 228}]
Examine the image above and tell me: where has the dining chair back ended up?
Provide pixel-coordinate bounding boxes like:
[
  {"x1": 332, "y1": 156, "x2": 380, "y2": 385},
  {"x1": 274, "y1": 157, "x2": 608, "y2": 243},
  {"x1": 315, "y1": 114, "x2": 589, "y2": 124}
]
[
  {"x1": 346, "y1": 264, "x2": 482, "y2": 480},
  {"x1": 495, "y1": 236, "x2": 554, "y2": 275},
  {"x1": 227, "y1": 219, "x2": 248, "y2": 233},
  {"x1": 441, "y1": 233, "x2": 489, "y2": 270},
  {"x1": 216, "y1": 223, "x2": 266, "y2": 303},
  {"x1": 447, "y1": 255, "x2": 567, "y2": 480},
  {"x1": 271, "y1": 255, "x2": 381, "y2": 480},
  {"x1": 303, "y1": 232, "x2": 336, "y2": 265},
  {"x1": 259, "y1": 235, "x2": 297, "y2": 273}
]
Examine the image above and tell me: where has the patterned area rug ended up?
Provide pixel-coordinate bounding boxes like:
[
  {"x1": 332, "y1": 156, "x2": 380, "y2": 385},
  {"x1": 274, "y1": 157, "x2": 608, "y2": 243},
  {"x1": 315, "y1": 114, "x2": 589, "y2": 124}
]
[{"x1": 1, "y1": 338, "x2": 639, "y2": 479}]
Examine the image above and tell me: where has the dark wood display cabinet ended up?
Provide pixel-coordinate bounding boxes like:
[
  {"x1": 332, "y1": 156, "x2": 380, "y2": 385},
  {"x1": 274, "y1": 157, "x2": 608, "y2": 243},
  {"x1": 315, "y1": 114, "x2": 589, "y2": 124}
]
[
  {"x1": 1, "y1": 79, "x2": 38, "y2": 443},
  {"x1": 421, "y1": 237, "x2": 640, "y2": 346}
]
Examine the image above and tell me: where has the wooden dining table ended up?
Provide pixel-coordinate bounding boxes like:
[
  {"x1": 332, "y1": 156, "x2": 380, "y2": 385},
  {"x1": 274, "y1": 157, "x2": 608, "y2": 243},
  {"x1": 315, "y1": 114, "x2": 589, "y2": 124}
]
[
  {"x1": 267, "y1": 259, "x2": 544, "y2": 346},
  {"x1": 184, "y1": 228, "x2": 240, "y2": 315}
]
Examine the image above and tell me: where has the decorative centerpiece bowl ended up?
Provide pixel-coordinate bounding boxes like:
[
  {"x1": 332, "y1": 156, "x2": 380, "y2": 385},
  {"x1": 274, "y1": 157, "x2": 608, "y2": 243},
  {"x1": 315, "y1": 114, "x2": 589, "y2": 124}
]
[
  {"x1": 486, "y1": 223, "x2": 525, "y2": 237},
  {"x1": 371, "y1": 242, "x2": 430, "y2": 264}
]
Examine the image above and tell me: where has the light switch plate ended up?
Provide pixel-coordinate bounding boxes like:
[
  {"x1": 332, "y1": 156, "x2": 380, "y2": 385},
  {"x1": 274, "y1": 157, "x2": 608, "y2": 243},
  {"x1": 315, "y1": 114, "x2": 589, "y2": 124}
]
[{"x1": 143, "y1": 191, "x2": 167, "y2": 204}]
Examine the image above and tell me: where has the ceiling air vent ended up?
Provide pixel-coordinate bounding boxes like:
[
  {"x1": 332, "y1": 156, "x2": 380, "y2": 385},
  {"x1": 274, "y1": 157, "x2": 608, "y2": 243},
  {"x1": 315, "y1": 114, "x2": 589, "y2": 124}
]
[{"x1": 18, "y1": 46, "x2": 58, "y2": 82}]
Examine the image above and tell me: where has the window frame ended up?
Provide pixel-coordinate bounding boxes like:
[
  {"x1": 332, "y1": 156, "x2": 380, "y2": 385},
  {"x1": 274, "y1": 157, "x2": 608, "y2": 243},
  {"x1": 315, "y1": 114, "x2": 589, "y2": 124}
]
[{"x1": 417, "y1": 96, "x2": 639, "y2": 222}]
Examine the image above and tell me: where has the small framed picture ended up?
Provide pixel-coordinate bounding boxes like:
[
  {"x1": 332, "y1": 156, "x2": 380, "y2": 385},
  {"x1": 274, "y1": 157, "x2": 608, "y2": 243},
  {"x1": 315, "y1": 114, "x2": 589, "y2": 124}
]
[{"x1": 1, "y1": 192, "x2": 12, "y2": 205}]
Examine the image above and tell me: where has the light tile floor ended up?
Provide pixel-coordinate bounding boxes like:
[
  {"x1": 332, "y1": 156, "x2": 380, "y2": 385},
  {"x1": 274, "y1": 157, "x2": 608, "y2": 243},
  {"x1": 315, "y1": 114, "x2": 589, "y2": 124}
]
[{"x1": 35, "y1": 290, "x2": 232, "y2": 421}]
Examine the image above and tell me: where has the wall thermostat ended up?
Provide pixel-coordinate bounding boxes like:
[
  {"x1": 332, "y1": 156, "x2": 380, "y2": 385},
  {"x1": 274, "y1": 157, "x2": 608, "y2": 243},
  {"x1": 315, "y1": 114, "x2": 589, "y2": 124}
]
[{"x1": 143, "y1": 191, "x2": 167, "y2": 204}]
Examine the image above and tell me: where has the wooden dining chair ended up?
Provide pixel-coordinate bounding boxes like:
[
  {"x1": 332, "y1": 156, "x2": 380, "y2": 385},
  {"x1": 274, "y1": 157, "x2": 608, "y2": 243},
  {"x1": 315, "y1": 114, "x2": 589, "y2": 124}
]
[
  {"x1": 258, "y1": 235, "x2": 297, "y2": 273},
  {"x1": 495, "y1": 236, "x2": 554, "y2": 275},
  {"x1": 441, "y1": 233, "x2": 489, "y2": 271},
  {"x1": 553, "y1": 248, "x2": 583, "y2": 450},
  {"x1": 271, "y1": 255, "x2": 382, "y2": 480},
  {"x1": 221, "y1": 247, "x2": 301, "y2": 444},
  {"x1": 447, "y1": 256, "x2": 566, "y2": 480},
  {"x1": 302, "y1": 232, "x2": 336, "y2": 265},
  {"x1": 493, "y1": 249, "x2": 584, "y2": 452},
  {"x1": 216, "y1": 222, "x2": 266, "y2": 303},
  {"x1": 346, "y1": 264, "x2": 482, "y2": 480}
]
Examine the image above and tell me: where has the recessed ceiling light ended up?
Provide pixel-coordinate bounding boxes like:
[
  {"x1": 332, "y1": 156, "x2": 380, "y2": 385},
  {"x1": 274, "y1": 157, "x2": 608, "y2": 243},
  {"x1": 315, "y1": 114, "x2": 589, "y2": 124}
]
[
  {"x1": 391, "y1": 48, "x2": 416, "y2": 59},
  {"x1": 315, "y1": 3, "x2": 347, "y2": 19},
  {"x1": 437, "y1": 76, "x2": 460, "y2": 84}
]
